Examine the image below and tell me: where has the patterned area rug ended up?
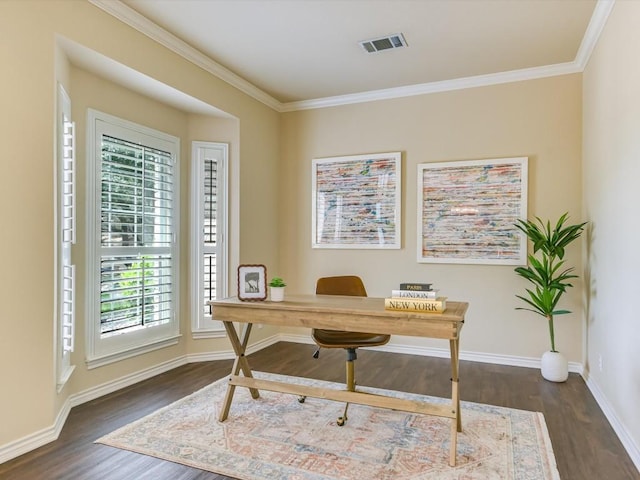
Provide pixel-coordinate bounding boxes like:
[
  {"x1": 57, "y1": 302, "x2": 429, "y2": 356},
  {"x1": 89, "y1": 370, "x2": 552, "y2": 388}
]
[{"x1": 96, "y1": 372, "x2": 560, "y2": 479}]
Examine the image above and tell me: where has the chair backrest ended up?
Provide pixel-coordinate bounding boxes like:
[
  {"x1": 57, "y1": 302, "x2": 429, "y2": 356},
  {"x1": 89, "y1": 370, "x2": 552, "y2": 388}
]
[{"x1": 316, "y1": 275, "x2": 367, "y2": 297}]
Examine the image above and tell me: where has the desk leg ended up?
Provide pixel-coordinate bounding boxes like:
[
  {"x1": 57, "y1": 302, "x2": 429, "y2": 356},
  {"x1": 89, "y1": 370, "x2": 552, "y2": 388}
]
[
  {"x1": 449, "y1": 337, "x2": 462, "y2": 467},
  {"x1": 219, "y1": 321, "x2": 259, "y2": 422}
]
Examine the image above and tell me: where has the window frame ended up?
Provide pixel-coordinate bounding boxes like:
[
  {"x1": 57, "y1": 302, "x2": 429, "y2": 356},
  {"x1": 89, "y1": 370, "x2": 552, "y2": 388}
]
[
  {"x1": 85, "y1": 109, "x2": 181, "y2": 369},
  {"x1": 190, "y1": 141, "x2": 228, "y2": 337}
]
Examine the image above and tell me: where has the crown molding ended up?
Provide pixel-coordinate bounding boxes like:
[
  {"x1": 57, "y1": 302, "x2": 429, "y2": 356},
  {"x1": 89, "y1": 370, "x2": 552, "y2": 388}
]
[
  {"x1": 280, "y1": 61, "x2": 583, "y2": 112},
  {"x1": 88, "y1": 0, "x2": 282, "y2": 111},
  {"x1": 575, "y1": 0, "x2": 616, "y2": 69},
  {"x1": 89, "y1": 0, "x2": 614, "y2": 114}
]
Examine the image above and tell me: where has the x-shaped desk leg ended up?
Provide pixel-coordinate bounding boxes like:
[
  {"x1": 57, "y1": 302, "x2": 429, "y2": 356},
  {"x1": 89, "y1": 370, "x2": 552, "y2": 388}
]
[
  {"x1": 218, "y1": 321, "x2": 260, "y2": 422},
  {"x1": 449, "y1": 337, "x2": 462, "y2": 466}
]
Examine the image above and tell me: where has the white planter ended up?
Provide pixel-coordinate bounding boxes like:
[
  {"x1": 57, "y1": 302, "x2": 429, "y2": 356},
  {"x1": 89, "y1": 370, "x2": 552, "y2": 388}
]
[
  {"x1": 269, "y1": 286, "x2": 285, "y2": 302},
  {"x1": 540, "y1": 351, "x2": 568, "y2": 382}
]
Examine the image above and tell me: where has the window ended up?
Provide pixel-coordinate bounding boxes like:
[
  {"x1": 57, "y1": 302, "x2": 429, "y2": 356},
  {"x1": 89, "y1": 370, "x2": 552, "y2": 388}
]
[
  {"x1": 190, "y1": 142, "x2": 228, "y2": 337},
  {"x1": 86, "y1": 110, "x2": 180, "y2": 368},
  {"x1": 56, "y1": 83, "x2": 76, "y2": 390}
]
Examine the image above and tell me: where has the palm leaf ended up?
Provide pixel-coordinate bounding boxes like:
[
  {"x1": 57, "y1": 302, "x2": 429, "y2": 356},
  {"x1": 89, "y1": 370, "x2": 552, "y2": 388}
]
[{"x1": 513, "y1": 212, "x2": 586, "y2": 351}]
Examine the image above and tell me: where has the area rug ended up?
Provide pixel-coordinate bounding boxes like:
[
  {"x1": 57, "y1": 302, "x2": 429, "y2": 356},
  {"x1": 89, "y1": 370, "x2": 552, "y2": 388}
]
[{"x1": 96, "y1": 372, "x2": 560, "y2": 480}]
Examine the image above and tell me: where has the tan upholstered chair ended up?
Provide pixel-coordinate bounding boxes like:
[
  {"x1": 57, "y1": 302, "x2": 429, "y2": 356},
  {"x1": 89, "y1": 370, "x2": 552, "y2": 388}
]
[{"x1": 308, "y1": 275, "x2": 390, "y2": 425}]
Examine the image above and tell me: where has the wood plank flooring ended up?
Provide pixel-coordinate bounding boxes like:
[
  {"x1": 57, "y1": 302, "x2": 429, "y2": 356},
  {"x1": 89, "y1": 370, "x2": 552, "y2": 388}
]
[{"x1": 0, "y1": 342, "x2": 638, "y2": 480}]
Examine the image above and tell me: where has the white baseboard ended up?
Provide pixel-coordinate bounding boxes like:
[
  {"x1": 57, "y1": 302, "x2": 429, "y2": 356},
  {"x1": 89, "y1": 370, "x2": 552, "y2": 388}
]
[
  {"x1": 185, "y1": 334, "x2": 282, "y2": 363},
  {"x1": 0, "y1": 399, "x2": 71, "y2": 465},
  {"x1": 69, "y1": 356, "x2": 189, "y2": 407},
  {"x1": 0, "y1": 355, "x2": 189, "y2": 465},
  {"x1": 0, "y1": 342, "x2": 265, "y2": 463},
  {"x1": 583, "y1": 373, "x2": 640, "y2": 472},
  {"x1": 6, "y1": 333, "x2": 637, "y2": 473},
  {"x1": 277, "y1": 332, "x2": 584, "y2": 373}
]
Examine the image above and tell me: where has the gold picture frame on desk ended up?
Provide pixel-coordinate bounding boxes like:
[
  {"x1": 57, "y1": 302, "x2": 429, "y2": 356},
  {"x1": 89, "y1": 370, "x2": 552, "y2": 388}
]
[{"x1": 237, "y1": 264, "x2": 267, "y2": 301}]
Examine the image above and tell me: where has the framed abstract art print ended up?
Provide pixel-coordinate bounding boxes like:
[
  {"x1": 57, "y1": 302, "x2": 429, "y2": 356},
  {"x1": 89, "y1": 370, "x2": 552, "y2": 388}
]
[
  {"x1": 312, "y1": 152, "x2": 401, "y2": 249},
  {"x1": 417, "y1": 157, "x2": 528, "y2": 265}
]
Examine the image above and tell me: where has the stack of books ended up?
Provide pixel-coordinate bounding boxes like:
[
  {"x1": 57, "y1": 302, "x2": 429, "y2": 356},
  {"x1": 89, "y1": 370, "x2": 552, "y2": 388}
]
[{"x1": 384, "y1": 282, "x2": 447, "y2": 313}]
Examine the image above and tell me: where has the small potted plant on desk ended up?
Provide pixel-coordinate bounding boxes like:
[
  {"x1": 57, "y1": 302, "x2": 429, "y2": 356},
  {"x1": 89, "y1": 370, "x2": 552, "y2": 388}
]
[
  {"x1": 268, "y1": 276, "x2": 286, "y2": 302},
  {"x1": 514, "y1": 213, "x2": 586, "y2": 382}
]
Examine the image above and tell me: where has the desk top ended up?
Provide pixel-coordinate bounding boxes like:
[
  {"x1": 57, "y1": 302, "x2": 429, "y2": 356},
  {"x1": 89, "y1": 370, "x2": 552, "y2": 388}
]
[{"x1": 210, "y1": 294, "x2": 468, "y2": 339}]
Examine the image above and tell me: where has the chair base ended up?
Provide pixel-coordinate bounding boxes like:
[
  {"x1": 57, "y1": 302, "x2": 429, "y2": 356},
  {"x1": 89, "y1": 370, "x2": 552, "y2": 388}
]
[{"x1": 298, "y1": 348, "x2": 357, "y2": 425}]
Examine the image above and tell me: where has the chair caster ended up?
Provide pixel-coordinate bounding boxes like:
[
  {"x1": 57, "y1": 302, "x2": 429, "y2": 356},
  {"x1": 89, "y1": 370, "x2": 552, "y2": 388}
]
[
  {"x1": 298, "y1": 396, "x2": 306, "y2": 403},
  {"x1": 337, "y1": 416, "x2": 346, "y2": 426}
]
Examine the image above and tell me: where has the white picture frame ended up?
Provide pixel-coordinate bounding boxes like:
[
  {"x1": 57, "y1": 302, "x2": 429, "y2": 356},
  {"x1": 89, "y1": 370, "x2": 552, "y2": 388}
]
[
  {"x1": 417, "y1": 157, "x2": 528, "y2": 265},
  {"x1": 312, "y1": 152, "x2": 401, "y2": 249}
]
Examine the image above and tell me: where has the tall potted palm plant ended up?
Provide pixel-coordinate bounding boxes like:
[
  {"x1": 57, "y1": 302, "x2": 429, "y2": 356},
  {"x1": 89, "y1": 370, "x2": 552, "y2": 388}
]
[{"x1": 514, "y1": 213, "x2": 587, "y2": 382}]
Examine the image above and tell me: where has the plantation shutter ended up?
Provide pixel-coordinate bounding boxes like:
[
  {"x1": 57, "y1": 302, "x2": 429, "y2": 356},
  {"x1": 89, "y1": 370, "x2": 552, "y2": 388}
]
[
  {"x1": 203, "y1": 158, "x2": 218, "y2": 315},
  {"x1": 61, "y1": 114, "x2": 75, "y2": 353},
  {"x1": 99, "y1": 135, "x2": 174, "y2": 335}
]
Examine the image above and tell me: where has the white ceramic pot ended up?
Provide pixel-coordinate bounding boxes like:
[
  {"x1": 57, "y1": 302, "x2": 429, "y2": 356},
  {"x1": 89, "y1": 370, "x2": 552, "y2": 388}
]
[
  {"x1": 270, "y1": 286, "x2": 285, "y2": 302},
  {"x1": 540, "y1": 351, "x2": 568, "y2": 382}
]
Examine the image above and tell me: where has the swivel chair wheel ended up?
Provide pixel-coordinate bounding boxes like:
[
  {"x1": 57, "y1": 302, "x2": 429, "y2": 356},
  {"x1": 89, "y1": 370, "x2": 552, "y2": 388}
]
[
  {"x1": 337, "y1": 416, "x2": 346, "y2": 426},
  {"x1": 298, "y1": 396, "x2": 306, "y2": 403}
]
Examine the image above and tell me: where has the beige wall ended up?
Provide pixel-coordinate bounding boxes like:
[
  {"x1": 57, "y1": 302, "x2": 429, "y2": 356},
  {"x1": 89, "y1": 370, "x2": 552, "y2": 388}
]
[
  {"x1": 68, "y1": 66, "x2": 191, "y2": 393},
  {"x1": 280, "y1": 75, "x2": 584, "y2": 359},
  {"x1": 8, "y1": 0, "x2": 634, "y2": 466},
  {"x1": 185, "y1": 115, "x2": 281, "y2": 354},
  {"x1": 0, "y1": 2, "x2": 57, "y2": 443},
  {"x1": 583, "y1": 0, "x2": 640, "y2": 462},
  {"x1": 0, "y1": 0, "x2": 279, "y2": 446}
]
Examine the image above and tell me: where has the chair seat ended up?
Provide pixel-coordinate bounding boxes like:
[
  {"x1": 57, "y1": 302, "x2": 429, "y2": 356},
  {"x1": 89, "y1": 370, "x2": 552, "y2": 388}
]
[{"x1": 312, "y1": 328, "x2": 390, "y2": 349}]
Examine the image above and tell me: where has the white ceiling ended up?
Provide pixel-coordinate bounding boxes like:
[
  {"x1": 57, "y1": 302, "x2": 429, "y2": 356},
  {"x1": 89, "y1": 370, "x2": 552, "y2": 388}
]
[{"x1": 96, "y1": 0, "x2": 608, "y2": 111}]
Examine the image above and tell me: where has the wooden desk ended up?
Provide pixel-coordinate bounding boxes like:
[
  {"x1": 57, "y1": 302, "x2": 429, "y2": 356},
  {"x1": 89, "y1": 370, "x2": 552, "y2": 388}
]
[{"x1": 210, "y1": 294, "x2": 468, "y2": 466}]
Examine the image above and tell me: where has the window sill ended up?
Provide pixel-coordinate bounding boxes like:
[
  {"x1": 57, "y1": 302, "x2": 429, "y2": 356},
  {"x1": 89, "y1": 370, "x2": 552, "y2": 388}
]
[{"x1": 57, "y1": 365, "x2": 76, "y2": 393}]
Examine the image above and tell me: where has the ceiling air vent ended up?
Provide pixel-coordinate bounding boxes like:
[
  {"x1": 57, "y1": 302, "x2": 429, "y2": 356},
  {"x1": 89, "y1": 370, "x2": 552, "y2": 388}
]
[{"x1": 359, "y1": 33, "x2": 408, "y2": 54}]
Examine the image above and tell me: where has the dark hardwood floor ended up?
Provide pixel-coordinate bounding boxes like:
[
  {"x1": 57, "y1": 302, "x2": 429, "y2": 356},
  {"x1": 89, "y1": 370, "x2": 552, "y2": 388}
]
[{"x1": 0, "y1": 342, "x2": 637, "y2": 479}]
